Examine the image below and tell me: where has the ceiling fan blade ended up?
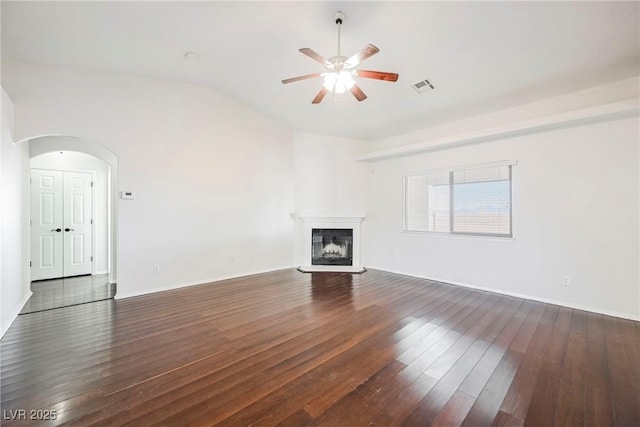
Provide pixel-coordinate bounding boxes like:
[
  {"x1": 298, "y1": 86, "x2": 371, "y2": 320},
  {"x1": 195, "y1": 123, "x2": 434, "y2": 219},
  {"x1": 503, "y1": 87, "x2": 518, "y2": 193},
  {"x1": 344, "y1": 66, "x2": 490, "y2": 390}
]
[
  {"x1": 312, "y1": 87, "x2": 328, "y2": 104},
  {"x1": 345, "y1": 44, "x2": 380, "y2": 68},
  {"x1": 349, "y1": 84, "x2": 368, "y2": 102},
  {"x1": 299, "y1": 48, "x2": 333, "y2": 69},
  {"x1": 357, "y1": 70, "x2": 399, "y2": 82},
  {"x1": 281, "y1": 73, "x2": 322, "y2": 84}
]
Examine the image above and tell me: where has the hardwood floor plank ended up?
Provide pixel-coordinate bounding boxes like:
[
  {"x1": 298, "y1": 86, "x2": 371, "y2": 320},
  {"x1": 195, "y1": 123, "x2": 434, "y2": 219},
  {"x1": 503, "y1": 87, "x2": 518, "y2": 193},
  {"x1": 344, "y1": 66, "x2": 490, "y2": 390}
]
[
  {"x1": 544, "y1": 306, "x2": 572, "y2": 364},
  {"x1": 276, "y1": 409, "x2": 314, "y2": 426},
  {"x1": 425, "y1": 297, "x2": 522, "y2": 380},
  {"x1": 397, "y1": 291, "x2": 495, "y2": 367},
  {"x1": 553, "y1": 379, "x2": 585, "y2": 427},
  {"x1": 400, "y1": 297, "x2": 522, "y2": 425},
  {"x1": 493, "y1": 410, "x2": 524, "y2": 427},
  {"x1": 459, "y1": 300, "x2": 532, "y2": 397},
  {"x1": 429, "y1": 390, "x2": 476, "y2": 427},
  {"x1": 64, "y1": 306, "x2": 396, "y2": 425},
  {"x1": 602, "y1": 315, "x2": 640, "y2": 425},
  {"x1": 461, "y1": 350, "x2": 524, "y2": 427},
  {"x1": 1, "y1": 268, "x2": 638, "y2": 427},
  {"x1": 156, "y1": 319, "x2": 402, "y2": 426},
  {"x1": 522, "y1": 361, "x2": 562, "y2": 426},
  {"x1": 373, "y1": 371, "x2": 438, "y2": 426},
  {"x1": 497, "y1": 323, "x2": 553, "y2": 421},
  {"x1": 617, "y1": 318, "x2": 640, "y2": 386},
  {"x1": 569, "y1": 308, "x2": 587, "y2": 335},
  {"x1": 585, "y1": 384, "x2": 615, "y2": 427},
  {"x1": 508, "y1": 302, "x2": 546, "y2": 353},
  {"x1": 538, "y1": 304, "x2": 559, "y2": 326},
  {"x1": 229, "y1": 318, "x2": 417, "y2": 426},
  {"x1": 304, "y1": 360, "x2": 408, "y2": 427},
  {"x1": 586, "y1": 313, "x2": 611, "y2": 390},
  {"x1": 554, "y1": 324, "x2": 587, "y2": 426}
]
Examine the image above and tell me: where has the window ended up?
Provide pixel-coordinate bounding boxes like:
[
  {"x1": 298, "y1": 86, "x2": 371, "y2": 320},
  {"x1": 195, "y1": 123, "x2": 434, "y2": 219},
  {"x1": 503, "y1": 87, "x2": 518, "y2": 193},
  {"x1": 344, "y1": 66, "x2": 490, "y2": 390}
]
[{"x1": 404, "y1": 161, "x2": 514, "y2": 237}]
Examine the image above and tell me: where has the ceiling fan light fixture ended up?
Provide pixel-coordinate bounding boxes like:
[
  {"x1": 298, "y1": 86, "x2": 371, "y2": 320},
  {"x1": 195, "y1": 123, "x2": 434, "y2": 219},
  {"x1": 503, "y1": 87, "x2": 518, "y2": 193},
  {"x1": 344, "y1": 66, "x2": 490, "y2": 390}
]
[
  {"x1": 281, "y1": 11, "x2": 398, "y2": 103},
  {"x1": 323, "y1": 70, "x2": 355, "y2": 94}
]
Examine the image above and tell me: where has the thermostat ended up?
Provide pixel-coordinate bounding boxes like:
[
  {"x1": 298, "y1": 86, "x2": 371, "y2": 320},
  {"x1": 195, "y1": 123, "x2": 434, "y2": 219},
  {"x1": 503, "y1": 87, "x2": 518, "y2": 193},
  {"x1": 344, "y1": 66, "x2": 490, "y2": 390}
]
[{"x1": 120, "y1": 191, "x2": 135, "y2": 200}]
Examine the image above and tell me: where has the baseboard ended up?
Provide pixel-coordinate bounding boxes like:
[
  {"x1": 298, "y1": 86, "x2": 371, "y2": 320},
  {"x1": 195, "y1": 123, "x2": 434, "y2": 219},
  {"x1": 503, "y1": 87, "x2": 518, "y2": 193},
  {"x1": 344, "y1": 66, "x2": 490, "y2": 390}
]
[
  {"x1": 1, "y1": 290, "x2": 33, "y2": 339},
  {"x1": 114, "y1": 265, "x2": 297, "y2": 300},
  {"x1": 367, "y1": 266, "x2": 640, "y2": 322}
]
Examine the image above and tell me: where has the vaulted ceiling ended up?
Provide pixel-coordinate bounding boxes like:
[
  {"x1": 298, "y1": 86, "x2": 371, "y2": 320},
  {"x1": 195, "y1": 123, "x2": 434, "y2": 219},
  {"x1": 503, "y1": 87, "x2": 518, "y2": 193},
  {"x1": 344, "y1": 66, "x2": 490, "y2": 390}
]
[{"x1": 2, "y1": 1, "x2": 639, "y2": 140}]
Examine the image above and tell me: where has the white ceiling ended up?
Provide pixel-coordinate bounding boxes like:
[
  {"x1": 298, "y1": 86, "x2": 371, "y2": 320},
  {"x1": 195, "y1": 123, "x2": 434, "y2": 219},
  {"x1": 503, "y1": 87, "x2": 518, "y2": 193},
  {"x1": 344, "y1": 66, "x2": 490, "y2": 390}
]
[{"x1": 2, "y1": 1, "x2": 639, "y2": 141}]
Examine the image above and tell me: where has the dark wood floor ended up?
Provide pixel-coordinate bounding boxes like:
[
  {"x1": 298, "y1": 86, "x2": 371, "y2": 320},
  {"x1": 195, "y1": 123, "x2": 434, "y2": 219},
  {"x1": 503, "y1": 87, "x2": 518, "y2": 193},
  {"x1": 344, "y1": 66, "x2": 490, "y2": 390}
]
[
  {"x1": 1, "y1": 269, "x2": 638, "y2": 426},
  {"x1": 21, "y1": 274, "x2": 116, "y2": 314}
]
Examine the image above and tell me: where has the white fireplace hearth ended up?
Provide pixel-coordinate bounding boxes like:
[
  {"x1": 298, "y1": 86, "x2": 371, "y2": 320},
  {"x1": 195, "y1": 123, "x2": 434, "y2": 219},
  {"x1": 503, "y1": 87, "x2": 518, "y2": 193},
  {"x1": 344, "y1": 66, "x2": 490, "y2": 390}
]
[{"x1": 297, "y1": 214, "x2": 366, "y2": 273}]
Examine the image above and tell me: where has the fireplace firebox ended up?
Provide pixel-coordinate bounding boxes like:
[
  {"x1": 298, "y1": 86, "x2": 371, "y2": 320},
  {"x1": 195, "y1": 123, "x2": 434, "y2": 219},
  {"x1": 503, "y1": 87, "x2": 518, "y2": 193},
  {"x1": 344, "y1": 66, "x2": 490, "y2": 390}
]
[
  {"x1": 298, "y1": 214, "x2": 365, "y2": 273},
  {"x1": 311, "y1": 228, "x2": 353, "y2": 266}
]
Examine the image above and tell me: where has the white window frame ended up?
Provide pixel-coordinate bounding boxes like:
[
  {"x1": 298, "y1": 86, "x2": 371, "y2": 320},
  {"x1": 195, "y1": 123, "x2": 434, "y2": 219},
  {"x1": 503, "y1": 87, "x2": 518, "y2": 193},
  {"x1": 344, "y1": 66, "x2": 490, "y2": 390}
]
[{"x1": 403, "y1": 160, "x2": 517, "y2": 238}]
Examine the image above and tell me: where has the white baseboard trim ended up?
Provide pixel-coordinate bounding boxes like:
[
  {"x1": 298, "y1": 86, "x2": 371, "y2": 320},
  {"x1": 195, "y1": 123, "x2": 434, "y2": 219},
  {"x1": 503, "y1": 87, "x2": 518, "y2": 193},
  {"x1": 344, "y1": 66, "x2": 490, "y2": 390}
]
[
  {"x1": 367, "y1": 266, "x2": 640, "y2": 322},
  {"x1": 1, "y1": 290, "x2": 33, "y2": 339},
  {"x1": 114, "y1": 265, "x2": 297, "y2": 300}
]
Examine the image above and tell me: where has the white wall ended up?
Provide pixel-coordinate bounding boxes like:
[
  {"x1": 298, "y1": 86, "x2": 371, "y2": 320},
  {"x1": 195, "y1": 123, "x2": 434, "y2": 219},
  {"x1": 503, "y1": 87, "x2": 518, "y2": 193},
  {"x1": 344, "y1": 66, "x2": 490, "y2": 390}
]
[
  {"x1": 293, "y1": 132, "x2": 369, "y2": 215},
  {"x1": 292, "y1": 132, "x2": 369, "y2": 265},
  {"x1": 2, "y1": 59, "x2": 638, "y2": 322},
  {"x1": 1, "y1": 88, "x2": 31, "y2": 336},
  {"x1": 31, "y1": 151, "x2": 110, "y2": 274},
  {"x1": 3, "y1": 60, "x2": 296, "y2": 298},
  {"x1": 363, "y1": 113, "x2": 640, "y2": 320}
]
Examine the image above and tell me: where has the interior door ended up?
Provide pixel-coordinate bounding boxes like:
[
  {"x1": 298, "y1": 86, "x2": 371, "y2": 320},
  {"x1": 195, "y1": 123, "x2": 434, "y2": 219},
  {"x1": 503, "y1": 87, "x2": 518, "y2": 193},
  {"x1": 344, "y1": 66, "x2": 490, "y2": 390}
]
[
  {"x1": 30, "y1": 169, "x2": 93, "y2": 280},
  {"x1": 30, "y1": 169, "x2": 64, "y2": 280},
  {"x1": 63, "y1": 172, "x2": 93, "y2": 277}
]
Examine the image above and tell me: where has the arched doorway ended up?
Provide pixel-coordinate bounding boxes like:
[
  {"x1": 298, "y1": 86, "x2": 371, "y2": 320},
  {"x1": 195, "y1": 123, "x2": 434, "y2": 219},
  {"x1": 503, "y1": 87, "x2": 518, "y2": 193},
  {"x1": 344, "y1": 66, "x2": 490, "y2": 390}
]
[{"x1": 21, "y1": 135, "x2": 118, "y2": 312}]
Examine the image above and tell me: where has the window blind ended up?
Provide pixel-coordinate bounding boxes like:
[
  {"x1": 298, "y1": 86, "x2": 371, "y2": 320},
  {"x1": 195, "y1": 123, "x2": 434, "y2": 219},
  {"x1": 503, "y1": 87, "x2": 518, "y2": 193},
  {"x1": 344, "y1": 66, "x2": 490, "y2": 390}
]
[
  {"x1": 404, "y1": 162, "x2": 513, "y2": 237},
  {"x1": 404, "y1": 173, "x2": 449, "y2": 232}
]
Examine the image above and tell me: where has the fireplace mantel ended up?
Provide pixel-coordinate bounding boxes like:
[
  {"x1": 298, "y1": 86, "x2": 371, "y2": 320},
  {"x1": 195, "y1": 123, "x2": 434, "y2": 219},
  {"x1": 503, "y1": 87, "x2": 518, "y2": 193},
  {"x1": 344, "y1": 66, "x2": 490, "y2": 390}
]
[
  {"x1": 298, "y1": 214, "x2": 365, "y2": 223},
  {"x1": 298, "y1": 214, "x2": 366, "y2": 273}
]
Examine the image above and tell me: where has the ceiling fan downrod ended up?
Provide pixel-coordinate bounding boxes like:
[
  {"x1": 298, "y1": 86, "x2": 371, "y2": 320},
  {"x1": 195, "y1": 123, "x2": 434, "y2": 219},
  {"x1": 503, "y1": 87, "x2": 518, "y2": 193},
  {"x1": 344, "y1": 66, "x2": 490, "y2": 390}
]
[{"x1": 335, "y1": 11, "x2": 345, "y2": 59}]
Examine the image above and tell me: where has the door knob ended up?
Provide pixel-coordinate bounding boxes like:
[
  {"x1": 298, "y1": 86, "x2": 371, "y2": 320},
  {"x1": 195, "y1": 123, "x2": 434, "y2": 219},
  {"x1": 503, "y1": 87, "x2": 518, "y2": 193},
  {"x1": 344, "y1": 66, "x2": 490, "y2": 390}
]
[
  {"x1": 51, "y1": 228, "x2": 62, "y2": 232},
  {"x1": 64, "y1": 228, "x2": 75, "y2": 232}
]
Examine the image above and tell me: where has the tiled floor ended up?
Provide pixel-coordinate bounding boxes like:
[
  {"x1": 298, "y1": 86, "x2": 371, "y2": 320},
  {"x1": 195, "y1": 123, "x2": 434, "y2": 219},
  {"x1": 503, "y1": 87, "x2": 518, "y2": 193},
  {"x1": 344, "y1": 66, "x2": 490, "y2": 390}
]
[{"x1": 20, "y1": 273, "x2": 116, "y2": 314}]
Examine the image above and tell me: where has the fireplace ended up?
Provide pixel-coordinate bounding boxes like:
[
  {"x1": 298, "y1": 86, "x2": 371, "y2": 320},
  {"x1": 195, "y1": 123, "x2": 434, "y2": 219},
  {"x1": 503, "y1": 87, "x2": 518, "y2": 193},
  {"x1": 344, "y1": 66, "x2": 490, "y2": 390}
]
[
  {"x1": 312, "y1": 228, "x2": 353, "y2": 266},
  {"x1": 297, "y1": 214, "x2": 365, "y2": 273}
]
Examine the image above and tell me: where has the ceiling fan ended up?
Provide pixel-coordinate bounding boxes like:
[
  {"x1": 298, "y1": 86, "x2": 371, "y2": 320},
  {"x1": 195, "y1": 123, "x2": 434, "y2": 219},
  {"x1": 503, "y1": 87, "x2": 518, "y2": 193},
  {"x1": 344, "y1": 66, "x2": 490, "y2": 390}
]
[{"x1": 281, "y1": 11, "x2": 399, "y2": 104}]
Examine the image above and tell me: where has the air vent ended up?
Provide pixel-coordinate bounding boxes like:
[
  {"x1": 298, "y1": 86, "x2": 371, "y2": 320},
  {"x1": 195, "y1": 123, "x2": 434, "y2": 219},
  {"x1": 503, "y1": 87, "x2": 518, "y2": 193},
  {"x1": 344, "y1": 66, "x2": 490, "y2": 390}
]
[{"x1": 412, "y1": 78, "x2": 436, "y2": 94}]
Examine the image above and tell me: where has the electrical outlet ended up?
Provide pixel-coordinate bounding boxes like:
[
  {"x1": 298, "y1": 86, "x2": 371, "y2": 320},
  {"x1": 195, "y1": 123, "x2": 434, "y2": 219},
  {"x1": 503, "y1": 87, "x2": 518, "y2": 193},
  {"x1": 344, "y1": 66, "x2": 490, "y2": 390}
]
[
  {"x1": 562, "y1": 276, "x2": 570, "y2": 287},
  {"x1": 153, "y1": 265, "x2": 160, "y2": 274}
]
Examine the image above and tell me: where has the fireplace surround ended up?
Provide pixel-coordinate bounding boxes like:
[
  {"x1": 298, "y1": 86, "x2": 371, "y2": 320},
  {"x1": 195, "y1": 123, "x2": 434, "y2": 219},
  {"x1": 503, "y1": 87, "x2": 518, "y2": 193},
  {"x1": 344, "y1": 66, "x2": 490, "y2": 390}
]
[{"x1": 298, "y1": 214, "x2": 365, "y2": 273}]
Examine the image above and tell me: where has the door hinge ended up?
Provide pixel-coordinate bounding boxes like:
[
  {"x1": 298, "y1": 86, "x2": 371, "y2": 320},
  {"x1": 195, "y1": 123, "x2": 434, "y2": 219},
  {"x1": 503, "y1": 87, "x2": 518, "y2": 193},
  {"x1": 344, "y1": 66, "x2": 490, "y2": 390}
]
[
  {"x1": 91, "y1": 219, "x2": 93, "y2": 224},
  {"x1": 91, "y1": 256, "x2": 94, "y2": 262},
  {"x1": 91, "y1": 181, "x2": 94, "y2": 187},
  {"x1": 30, "y1": 261, "x2": 32, "y2": 267}
]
